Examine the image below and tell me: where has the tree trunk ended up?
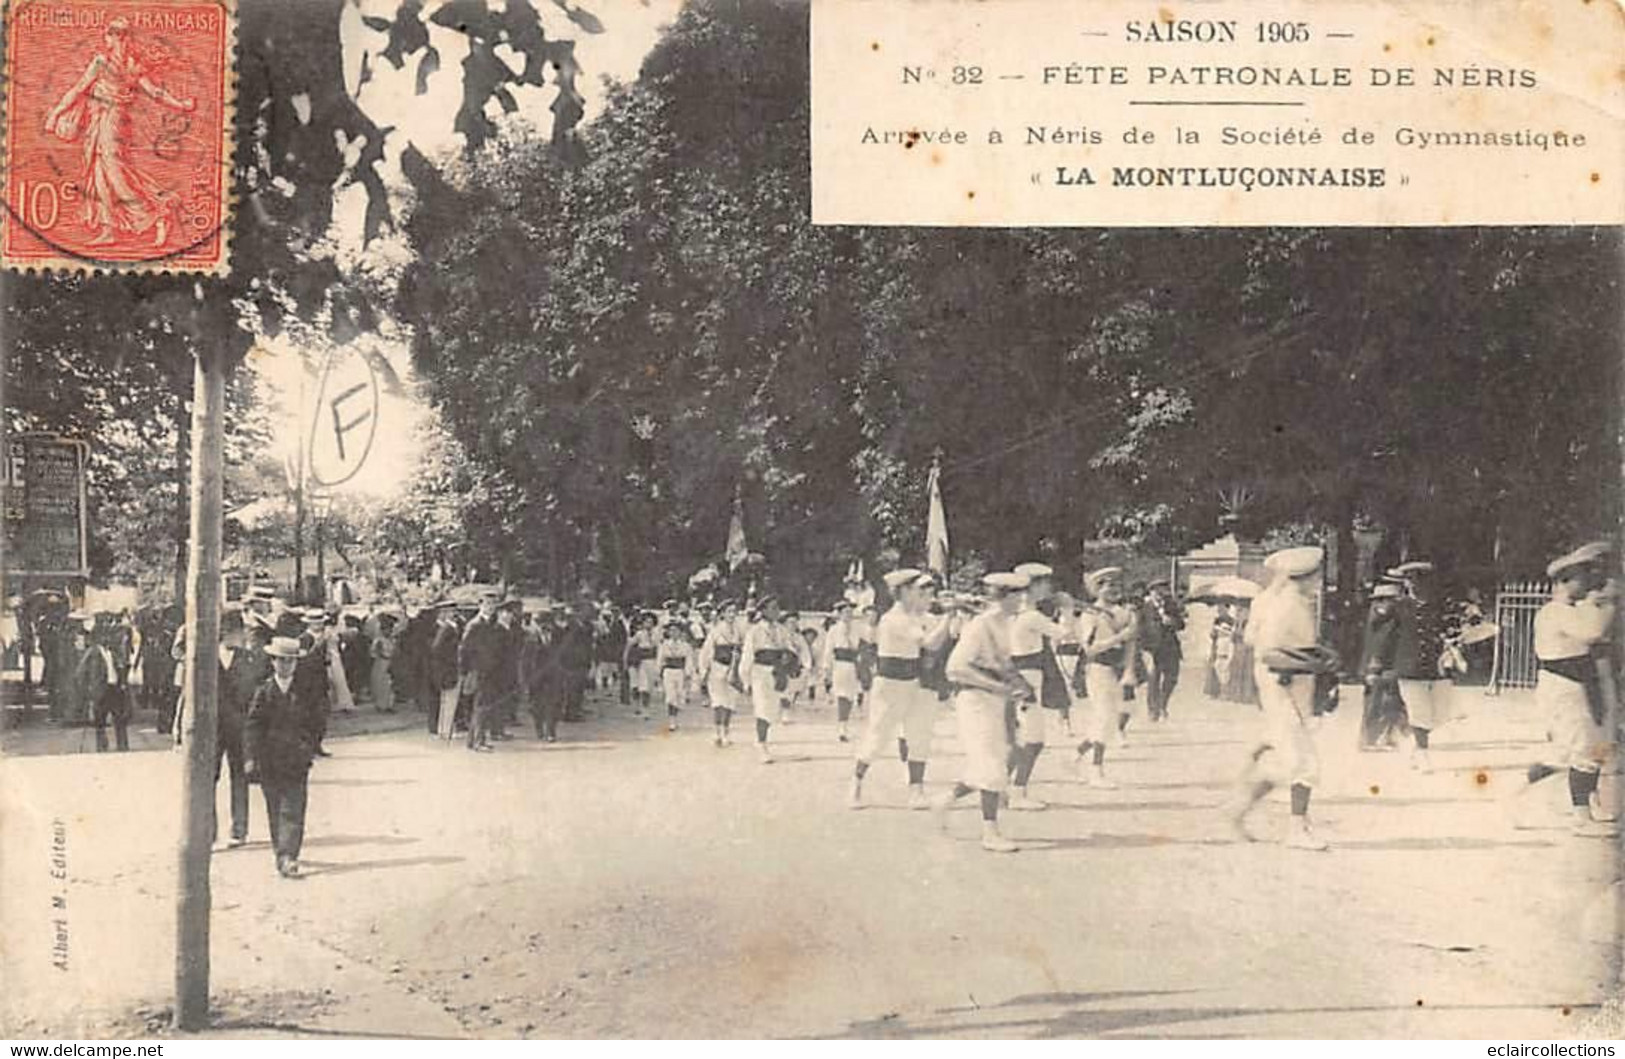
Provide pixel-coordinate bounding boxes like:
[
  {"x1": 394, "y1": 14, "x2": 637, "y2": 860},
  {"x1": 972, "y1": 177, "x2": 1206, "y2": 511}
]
[
  {"x1": 172, "y1": 400, "x2": 190, "y2": 603},
  {"x1": 174, "y1": 350, "x2": 225, "y2": 1031}
]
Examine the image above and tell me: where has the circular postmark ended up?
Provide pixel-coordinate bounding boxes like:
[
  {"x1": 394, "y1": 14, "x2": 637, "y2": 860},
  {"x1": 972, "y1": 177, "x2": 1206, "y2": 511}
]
[
  {"x1": 305, "y1": 345, "x2": 380, "y2": 490},
  {"x1": 1, "y1": 0, "x2": 234, "y2": 272}
]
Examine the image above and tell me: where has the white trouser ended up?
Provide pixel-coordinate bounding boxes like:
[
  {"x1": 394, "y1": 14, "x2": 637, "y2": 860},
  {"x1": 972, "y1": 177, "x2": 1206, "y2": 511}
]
[
  {"x1": 706, "y1": 667, "x2": 739, "y2": 712},
  {"x1": 437, "y1": 685, "x2": 458, "y2": 740},
  {"x1": 856, "y1": 675, "x2": 935, "y2": 764},
  {"x1": 749, "y1": 665, "x2": 780, "y2": 723},
  {"x1": 955, "y1": 688, "x2": 1011, "y2": 792},
  {"x1": 1012, "y1": 666, "x2": 1048, "y2": 746},
  {"x1": 661, "y1": 667, "x2": 687, "y2": 709},
  {"x1": 1254, "y1": 664, "x2": 1319, "y2": 788},
  {"x1": 831, "y1": 661, "x2": 860, "y2": 700},
  {"x1": 1083, "y1": 663, "x2": 1125, "y2": 745},
  {"x1": 1539, "y1": 669, "x2": 1610, "y2": 772}
]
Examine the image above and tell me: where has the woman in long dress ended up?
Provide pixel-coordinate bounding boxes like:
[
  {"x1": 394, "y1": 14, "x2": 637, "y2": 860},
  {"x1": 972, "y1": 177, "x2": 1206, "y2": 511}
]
[
  {"x1": 42, "y1": 18, "x2": 195, "y2": 248},
  {"x1": 1224, "y1": 602, "x2": 1259, "y2": 705}
]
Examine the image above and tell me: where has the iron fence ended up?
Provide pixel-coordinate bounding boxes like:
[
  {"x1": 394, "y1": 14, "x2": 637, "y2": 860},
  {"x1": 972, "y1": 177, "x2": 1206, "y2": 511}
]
[{"x1": 1490, "y1": 580, "x2": 1549, "y2": 692}]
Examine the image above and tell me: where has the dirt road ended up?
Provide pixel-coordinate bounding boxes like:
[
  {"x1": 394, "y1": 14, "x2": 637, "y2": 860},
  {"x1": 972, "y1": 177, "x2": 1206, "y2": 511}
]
[{"x1": 2, "y1": 681, "x2": 1617, "y2": 1038}]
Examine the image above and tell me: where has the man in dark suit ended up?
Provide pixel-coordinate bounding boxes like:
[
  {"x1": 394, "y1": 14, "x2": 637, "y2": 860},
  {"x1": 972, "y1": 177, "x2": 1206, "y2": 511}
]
[
  {"x1": 458, "y1": 593, "x2": 505, "y2": 751},
  {"x1": 295, "y1": 610, "x2": 333, "y2": 757},
  {"x1": 245, "y1": 636, "x2": 325, "y2": 879},
  {"x1": 216, "y1": 609, "x2": 269, "y2": 847},
  {"x1": 1140, "y1": 580, "x2": 1186, "y2": 722},
  {"x1": 428, "y1": 602, "x2": 461, "y2": 737},
  {"x1": 76, "y1": 621, "x2": 127, "y2": 751}
]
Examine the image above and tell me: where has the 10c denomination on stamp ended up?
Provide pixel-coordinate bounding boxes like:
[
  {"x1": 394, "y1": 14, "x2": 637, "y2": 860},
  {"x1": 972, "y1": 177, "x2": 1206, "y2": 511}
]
[{"x1": 1, "y1": 0, "x2": 235, "y2": 275}]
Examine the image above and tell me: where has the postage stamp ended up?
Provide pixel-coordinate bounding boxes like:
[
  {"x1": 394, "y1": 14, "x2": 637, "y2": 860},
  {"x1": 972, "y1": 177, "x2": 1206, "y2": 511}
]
[{"x1": 1, "y1": 0, "x2": 235, "y2": 275}]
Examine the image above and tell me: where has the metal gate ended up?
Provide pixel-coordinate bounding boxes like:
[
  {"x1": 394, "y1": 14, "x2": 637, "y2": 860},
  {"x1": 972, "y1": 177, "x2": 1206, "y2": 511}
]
[{"x1": 1490, "y1": 580, "x2": 1549, "y2": 692}]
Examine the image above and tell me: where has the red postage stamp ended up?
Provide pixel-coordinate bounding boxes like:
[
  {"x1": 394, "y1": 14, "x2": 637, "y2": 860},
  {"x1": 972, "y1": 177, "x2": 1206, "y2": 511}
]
[{"x1": 1, "y1": 0, "x2": 235, "y2": 275}]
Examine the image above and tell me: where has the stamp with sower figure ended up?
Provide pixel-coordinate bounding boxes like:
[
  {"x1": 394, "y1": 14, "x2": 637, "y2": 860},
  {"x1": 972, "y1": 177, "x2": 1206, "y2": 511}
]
[{"x1": 2, "y1": 0, "x2": 234, "y2": 275}]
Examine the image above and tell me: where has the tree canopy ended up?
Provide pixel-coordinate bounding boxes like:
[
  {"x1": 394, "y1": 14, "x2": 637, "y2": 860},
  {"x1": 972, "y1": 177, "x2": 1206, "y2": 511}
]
[{"x1": 396, "y1": 0, "x2": 1620, "y2": 603}]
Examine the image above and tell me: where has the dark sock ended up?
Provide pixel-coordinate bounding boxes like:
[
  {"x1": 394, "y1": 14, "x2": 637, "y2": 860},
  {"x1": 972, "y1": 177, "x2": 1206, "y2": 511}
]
[
  {"x1": 1118, "y1": 712, "x2": 1130, "y2": 734},
  {"x1": 907, "y1": 760, "x2": 926, "y2": 785},
  {"x1": 1569, "y1": 768, "x2": 1600, "y2": 808},
  {"x1": 952, "y1": 782, "x2": 974, "y2": 800},
  {"x1": 898, "y1": 738, "x2": 909, "y2": 763},
  {"x1": 1527, "y1": 763, "x2": 1561, "y2": 785},
  {"x1": 837, "y1": 698, "x2": 852, "y2": 723},
  {"x1": 713, "y1": 707, "x2": 726, "y2": 727},
  {"x1": 1413, "y1": 727, "x2": 1430, "y2": 750},
  {"x1": 1290, "y1": 783, "x2": 1311, "y2": 816},
  {"x1": 756, "y1": 718, "x2": 769, "y2": 744},
  {"x1": 1014, "y1": 744, "x2": 1042, "y2": 786},
  {"x1": 1076, "y1": 740, "x2": 1092, "y2": 757},
  {"x1": 1093, "y1": 744, "x2": 1105, "y2": 766},
  {"x1": 979, "y1": 790, "x2": 1000, "y2": 822},
  {"x1": 668, "y1": 705, "x2": 678, "y2": 717},
  {"x1": 855, "y1": 760, "x2": 870, "y2": 780}
]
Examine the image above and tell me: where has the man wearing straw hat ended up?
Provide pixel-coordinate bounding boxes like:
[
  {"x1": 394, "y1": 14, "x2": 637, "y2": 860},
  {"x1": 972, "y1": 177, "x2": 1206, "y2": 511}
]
[
  {"x1": 849, "y1": 569, "x2": 951, "y2": 808},
  {"x1": 1230, "y1": 546, "x2": 1332, "y2": 851},
  {"x1": 1387, "y1": 560, "x2": 1459, "y2": 772},
  {"x1": 1359, "y1": 581, "x2": 1407, "y2": 751},
  {"x1": 428, "y1": 600, "x2": 462, "y2": 738},
  {"x1": 822, "y1": 599, "x2": 863, "y2": 743},
  {"x1": 1073, "y1": 566, "x2": 1138, "y2": 790},
  {"x1": 931, "y1": 572, "x2": 1032, "y2": 852},
  {"x1": 1141, "y1": 579, "x2": 1186, "y2": 723},
  {"x1": 1517, "y1": 542, "x2": 1618, "y2": 837},
  {"x1": 741, "y1": 595, "x2": 795, "y2": 763},
  {"x1": 458, "y1": 590, "x2": 506, "y2": 752},
  {"x1": 1005, "y1": 562, "x2": 1069, "y2": 810},
  {"x1": 245, "y1": 636, "x2": 326, "y2": 879},
  {"x1": 700, "y1": 598, "x2": 745, "y2": 747}
]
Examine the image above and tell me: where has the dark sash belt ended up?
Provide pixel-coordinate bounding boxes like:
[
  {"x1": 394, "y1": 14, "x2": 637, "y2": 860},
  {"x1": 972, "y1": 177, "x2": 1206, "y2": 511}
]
[
  {"x1": 662, "y1": 658, "x2": 687, "y2": 670},
  {"x1": 1541, "y1": 655, "x2": 1606, "y2": 724},
  {"x1": 712, "y1": 645, "x2": 736, "y2": 664},
  {"x1": 875, "y1": 656, "x2": 921, "y2": 682},
  {"x1": 832, "y1": 647, "x2": 858, "y2": 663},
  {"x1": 1010, "y1": 650, "x2": 1045, "y2": 672},
  {"x1": 753, "y1": 649, "x2": 785, "y2": 667},
  {"x1": 1056, "y1": 644, "x2": 1082, "y2": 657}
]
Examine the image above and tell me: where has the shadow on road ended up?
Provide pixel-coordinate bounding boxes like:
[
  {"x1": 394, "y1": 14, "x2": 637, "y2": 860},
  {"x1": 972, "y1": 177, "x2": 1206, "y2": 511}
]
[
  {"x1": 308, "y1": 777, "x2": 420, "y2": 788},
  {"x1": 1017, "y1": 834, "x2": 1238, "y2": 852},
  {"x1": 816, "y1": 989, "x2": 1593, "y2": 1039},
  {"x1": 1330, "y1": 836, "x2": 1558, "y2": 852},
  {"x1": 297, "y1": 855, "x2": 465, "y2": 877},
  {"x1": 300, "y1": 834, "x2": 421, "y2": 849}
]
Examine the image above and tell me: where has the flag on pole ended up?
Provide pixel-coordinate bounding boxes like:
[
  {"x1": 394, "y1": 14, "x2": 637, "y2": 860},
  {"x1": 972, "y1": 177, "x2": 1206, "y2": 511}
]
[
  {"x1": 725, "y1": 483, "x2": 748, "y2": 572},
  {"x1": 926, "y1": 456, "x2": 949, "y2": 577}
]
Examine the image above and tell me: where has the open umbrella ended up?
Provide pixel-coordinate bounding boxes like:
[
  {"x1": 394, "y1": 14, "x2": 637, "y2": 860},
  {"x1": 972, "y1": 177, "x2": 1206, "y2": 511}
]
[{"x1": 1189, "y1": 576, "x2": 1262, "y2": 605}]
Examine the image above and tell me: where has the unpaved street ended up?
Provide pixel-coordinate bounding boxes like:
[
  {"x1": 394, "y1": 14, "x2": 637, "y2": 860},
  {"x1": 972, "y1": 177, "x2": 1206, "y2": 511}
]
[{"x1": 2, "y1": 682, "x2": 1618, "y2": 1039}]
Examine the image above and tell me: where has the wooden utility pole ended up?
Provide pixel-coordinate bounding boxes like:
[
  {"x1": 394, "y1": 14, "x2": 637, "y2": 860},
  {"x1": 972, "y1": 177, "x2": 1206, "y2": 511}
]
[{"x1": 175, "y1": 345, "x2": 226, "y2": 1031}]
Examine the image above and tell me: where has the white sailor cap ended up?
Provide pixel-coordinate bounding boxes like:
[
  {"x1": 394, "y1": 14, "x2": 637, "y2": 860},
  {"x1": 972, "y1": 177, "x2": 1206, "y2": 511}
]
[
  {"x1": 983, "y1": 572, "x2": 1030, "y2": 593},
  {"x1": 1370, "y1": 583, "x2": 1402, "y2": 600},
  {"x1": 1387, "y1": 561, "x2": 1434, "y2": 579},
  {"x1": 883, "y1": 568, "x2": 931, "y2": 590},
  {"x1": 1012, "y1": 562, "x2": 1054, "y2": 582},
  {"x1": 1264, "y1": 546, "x2": 1324, "y2": 579},
  {"x1": 1083, "y1": 566, "x2": 1123, "y2": 594},
  {"x1": 1547, "y1": 541, "x2": 1612, "y2": 581}
]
